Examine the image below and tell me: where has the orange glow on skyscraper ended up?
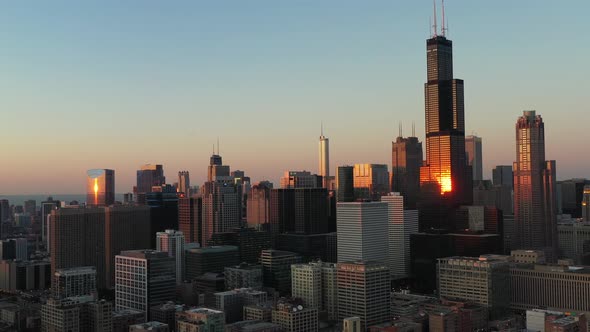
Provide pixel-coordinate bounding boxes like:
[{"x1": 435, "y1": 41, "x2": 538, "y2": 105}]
[
  {"x1": 438, "y1": 171, "x2": 452, "y2": 194},
  {"x1": 94, "y1": 178, "x2": 99, "y2": 205}
]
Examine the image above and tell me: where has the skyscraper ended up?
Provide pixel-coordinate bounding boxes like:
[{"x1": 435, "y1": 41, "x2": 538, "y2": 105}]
[
  {"x1": 202, "y1": 153, "x2": 241, "y2": 246},
  {"x1": 353, "y1": 164, "x2": 390, "y2": 201},
  {"x1": 513, "y1": 111, "x2": 557, "y2": 258},
  {"x1": 391, "y1": 135, "x2": 423, "y2": 209},
  {"x1": 336, "y1": 202, "x2": 388, "y2": 264},
  {"x1": 178, "y1": 171, "x2": 190, "y2": 196},
  {"x1": 381, "y1": 193, "x2": 419, "y2": 279},
  {"x1": 136, "y1": 164, "x2": 165, "y2": 195},
  {"x1": 156, "y1": 229, "x2": 185, "y2": 284},
  {"x1": 465, "y1": 135, "x2": 483, "y2": 181},
  {"x1": 247, "y1": 181, "x2": 273, "y2": 230},
  {"x1": 115, "y1": 250, "x2": 175, "y2": 320},
  {"x1": 319, "y1": 127, "x2": 330, "y2": 189},
  {"x1": 337, "y1": 261, "x2": 390, "y2": 330},
  {"x1": 419, "y1": 26, "x2": 471, "y2": 205},
  {"x1": 336, "y1": 166, "x2": 354, "y2": 203},
  {"x1": 50, "y1": 207, "x2": 106, "y2": 289},
  {"x1": 104, "y1": 205, "x2": 152, "y2": 290},
  {"x1": 86, "y1": 169, "x2": 115, "y2": 206},
  {"x1": 178, "y1": 196, "x2": 203, "y2": 244}
]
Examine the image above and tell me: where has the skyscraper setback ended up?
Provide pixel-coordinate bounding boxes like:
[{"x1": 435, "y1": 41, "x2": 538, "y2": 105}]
[
  {"x1": 513, "y1": 110, "x2": 557, "y2": 258},
  {"x1": 419, "y1": 26, "x2": 471, "y2": 205}
]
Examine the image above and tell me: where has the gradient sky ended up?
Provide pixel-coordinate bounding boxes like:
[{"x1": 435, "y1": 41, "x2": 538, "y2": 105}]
[{"x1": 1, "y1": 1, "x2": 588, "y2": 195}]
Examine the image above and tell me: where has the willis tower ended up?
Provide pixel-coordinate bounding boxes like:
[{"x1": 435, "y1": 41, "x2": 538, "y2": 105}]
[{"x1": 419, "y1": 3, "x2": 472, "y2": 230}]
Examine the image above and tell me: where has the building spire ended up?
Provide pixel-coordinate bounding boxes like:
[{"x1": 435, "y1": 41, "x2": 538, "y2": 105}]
[
  {"x1": 216, "y1": 137, "x2": 220, "y2": 155},
  {"x1": 321, "y1": 121, "x2": 324, "y2": 137},
  {"x1": 441, "y1": 0, "x2": 447, "y2": 36},
  {"x1": 432, "y1": 0, "x2": 438, "y2": 37},
  {"x1": 412, "y1": 121, "x2": 416, "y2": 137}
]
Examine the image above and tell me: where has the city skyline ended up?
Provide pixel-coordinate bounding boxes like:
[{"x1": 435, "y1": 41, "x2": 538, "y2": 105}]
[{"x1": 1, "y1": 1, "x2": 589, "y2": 194}]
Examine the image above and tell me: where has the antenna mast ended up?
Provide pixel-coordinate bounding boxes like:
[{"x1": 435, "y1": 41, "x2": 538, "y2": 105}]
[
  {"x1": 412, "y1": 121, "x2": 416, "y2": 137},
  {"x1": 432, "y1": 0, "x2": 438, "y2": 37},
  {"x1": 216, "y1": 137, "x2": 219, "y2": 155},
  {"x1": 441, "y1": 0, "x2": 447, "y2": 36}
]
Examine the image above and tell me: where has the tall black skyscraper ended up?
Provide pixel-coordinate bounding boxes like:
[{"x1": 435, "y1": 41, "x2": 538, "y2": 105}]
[
  {"x1": 419, "y1": 25, "x2": 471, "y2": 206},
  {"x1": 420, "y1": 9, "x2": 473, "y2": 230}
]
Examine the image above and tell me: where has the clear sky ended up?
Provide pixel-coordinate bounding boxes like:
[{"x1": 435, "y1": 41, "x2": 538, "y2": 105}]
[{"x1": 1, "y1": 1, "x2": 588, "y2": 195}]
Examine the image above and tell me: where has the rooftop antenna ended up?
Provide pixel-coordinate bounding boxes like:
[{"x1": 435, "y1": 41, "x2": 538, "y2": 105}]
[
  {"x1": 432, "y1": 0, "x2": 438, "y2": 37},
  {"x1": 398, "y1": 122, "x2": 402, "y2": 138},
  {"x1": 412, "y1": 121, "x2": 416, "y2": 137},
  {"x1": 441, "y1": 0, "x2": 447, "y2": 36},
  {"x1": 321, "y1": 121, "x2": 324, "y2": 137},
  {"x1": 216, "y1": 137, "x2": 219, "y2": 155},
  {"x1": 212, "y1": 144, "x2": 215, "y2": 155}
]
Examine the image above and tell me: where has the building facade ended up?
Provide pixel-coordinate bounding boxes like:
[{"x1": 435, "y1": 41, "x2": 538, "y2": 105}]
[
  {"x1": 419, "y1": 32, "x2": 471, "y2": 205},
  {"x1": 465, "y1": 135, "x2": 483, "y2": 181},
  {"x1": 156, "y1": 229, "x2": 185, "y2": 284},
  {"x1": 115, "y1": 250, "x2": 176, "y2": 320},
  {"x1": 86, "y1": 169, "x2": 115, "y2": 206},
  {"x1": 513, "y1": 111, "x2": 558, "y2": 258},
  {"x1": 391, "y1": 136, "x2": 423, "y2": 209},
  {"x1": 437, "y1": 256, "x2": 511, "y2": 319},
  {"x1": 337, "y1": 261, "x2": 390, "y2": 330},
  {"x1": 336, "y1": 202, "x2": 388, "y2": 264}
]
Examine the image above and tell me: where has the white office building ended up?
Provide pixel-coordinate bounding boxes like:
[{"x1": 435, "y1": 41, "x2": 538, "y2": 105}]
[{"x1": 336, "y1": 202, "x2": 388, "y2": 264}]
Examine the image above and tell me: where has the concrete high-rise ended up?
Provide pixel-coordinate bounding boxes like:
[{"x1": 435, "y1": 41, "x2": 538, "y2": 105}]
[
  {"x1": 50, "y1": 207, "x2": 106, "y2": 289},
  {"x1": 465, "y1": 135, "x2": 483, "y2": 181},
  {"x1": 513, "y1": 111, "x2": 557, "y2": 258},
  {"x1": 391, "y1": 135, "x2": 423, "y2": 209},
  {"x1": 86, "y1": 169, "x2": 115, "y2": 206},
  {"x1": 419, "y1": 29, "x2": 471, "y2": 205},
  {"x1": 53, "y1": 266, "x2": 97, "y2": 299},
  {"x1": 437, "y1": 256, "x2": 511, "y2": 319},
  {"x1": 115, "y1": 250, "x2": 175, "y2": 320},
  {"x1": 104, "y1": 205, "x2": 152, "y2": 289},
  {"x1": 337, "y1": 261, "x2": 390, "y2": 330},
  {"x1": 381, "y1": 193, "x2": 419, "y2": 279},
  {"x1": 353, "y1": 164, "x2": 390, "y2": 201},
  {"x1": 178, "y1": 171, "x2": 190, "y2": 196},
  {"x1": 319, "y1": 127, "x2": 330, "y2": 189},
  {"x1": 136, "y1": 164, "x2": 165, "y2": 195},
  {"x1": 291, "y1": 261, "x2": 338, "y2": 320},
  {"x1": 336, "y1": 166, "x2": 354, "y2": 203},
  {"x1": 336, "y1": 202, "x2": 388, "y2": 264},
  {"x1": 272, "y1": 299, "x2": 319, "y2": 332},
  {"x1": 156, "y1": 229, "x2": 185, "y2": 284},
  {"x1": 48, "y1": 205, "x2": 151, "y2": 291}
]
